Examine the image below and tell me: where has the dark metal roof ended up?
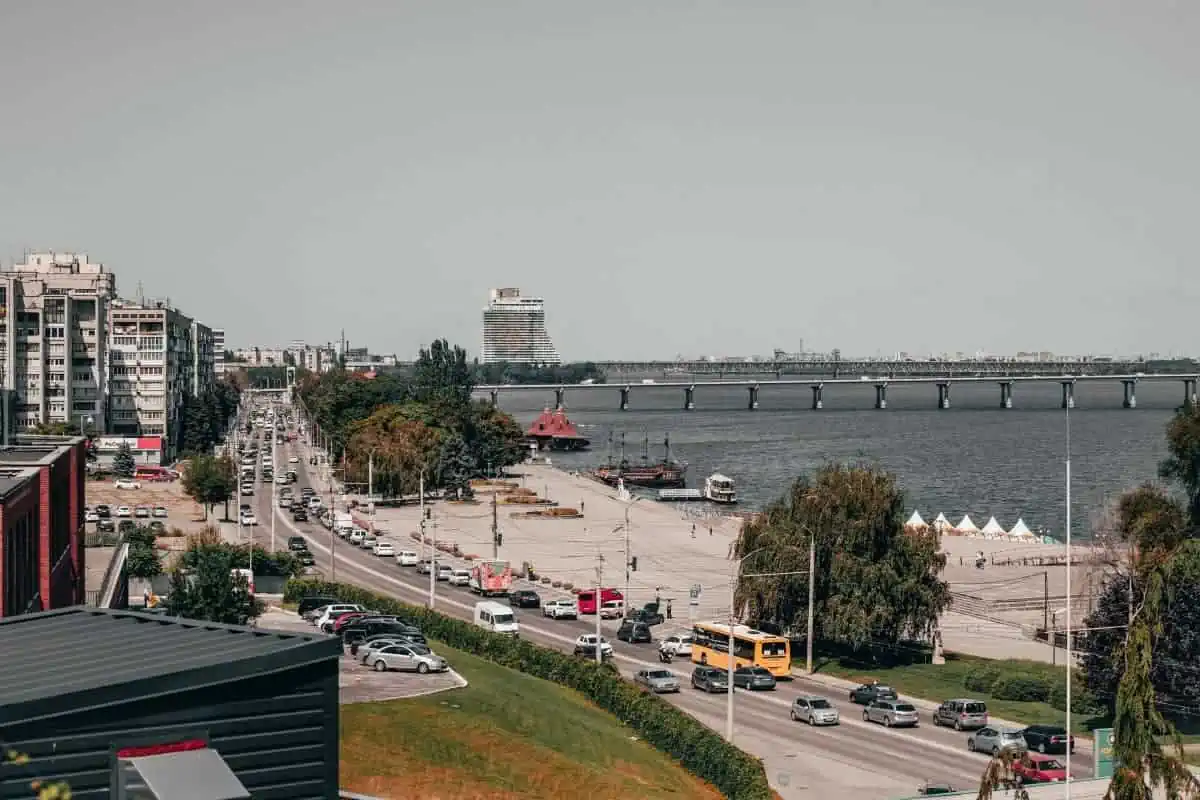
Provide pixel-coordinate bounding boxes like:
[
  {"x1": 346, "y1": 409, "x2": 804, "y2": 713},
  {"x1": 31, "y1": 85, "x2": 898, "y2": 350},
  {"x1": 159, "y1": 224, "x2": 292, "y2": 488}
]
[
  {"x1": 0, "y1": 466, "x2": 39, "y2": 498},
  {"x1": 0, "y1": 607, "x2": 342, "y2": 727}
]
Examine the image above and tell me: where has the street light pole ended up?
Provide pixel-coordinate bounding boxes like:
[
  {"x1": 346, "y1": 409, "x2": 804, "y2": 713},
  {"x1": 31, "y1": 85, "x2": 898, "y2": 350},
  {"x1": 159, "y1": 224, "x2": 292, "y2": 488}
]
[
  {"x1": 595, "y1": 554, "x2": 605, "y2": 665},
  {"x1": 806, "y1": 530, "x2": 816, "y2": 674},
  {"x1": 270, "y1": 414, "x2": 278, "y2": 552},
  {"x1": 1065, "y1": 399, "x2": 1073, "y2": 794}
]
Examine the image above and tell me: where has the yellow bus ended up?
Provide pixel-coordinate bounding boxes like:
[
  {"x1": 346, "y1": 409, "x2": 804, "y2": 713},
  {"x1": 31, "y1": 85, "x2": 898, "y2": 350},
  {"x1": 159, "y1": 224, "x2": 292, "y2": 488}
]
[{"x1": 690, "y1": 622, "x2": 792, "y2": 678}]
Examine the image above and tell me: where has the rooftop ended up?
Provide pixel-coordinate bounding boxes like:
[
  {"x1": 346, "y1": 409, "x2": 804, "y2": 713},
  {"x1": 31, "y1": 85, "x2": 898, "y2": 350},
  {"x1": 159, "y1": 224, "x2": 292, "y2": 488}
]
[
  {"x1": 0, "y1": 607, "x2": 342, "y2": 727},
  {"x1": 0, "y1": 466, "x2": 40, "y2": 499}
]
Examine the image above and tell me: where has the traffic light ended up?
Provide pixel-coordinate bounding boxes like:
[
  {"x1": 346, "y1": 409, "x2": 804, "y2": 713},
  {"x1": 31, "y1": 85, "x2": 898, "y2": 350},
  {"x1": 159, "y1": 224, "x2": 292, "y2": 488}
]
[
  {"x1": 630, "y1": 556, "x2": 638, "y2": 572},
  {"x1": 424, "y1": 507, "x2": 431, "y2": 520}
]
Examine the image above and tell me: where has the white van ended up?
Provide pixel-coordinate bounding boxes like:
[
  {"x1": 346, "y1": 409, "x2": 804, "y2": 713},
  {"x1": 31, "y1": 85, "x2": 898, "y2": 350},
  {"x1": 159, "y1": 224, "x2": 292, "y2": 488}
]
[{"x1": 474, "y1": 601, "x2": 519, "y2": 637}]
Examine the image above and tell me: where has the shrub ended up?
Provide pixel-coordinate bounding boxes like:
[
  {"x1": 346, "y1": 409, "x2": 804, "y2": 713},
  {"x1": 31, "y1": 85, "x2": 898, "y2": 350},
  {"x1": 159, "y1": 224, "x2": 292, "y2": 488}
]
[
  {"x1": 285, "y1": 579, "x2": 772, "y2": 800},
  {"x1": 991, "y1": 674, "x2": 1052, "y2": 703},
  {"x1": 1048, "y1": 680, "x2": 1102, "y2": 714},
  {"x1": 963, "y1": 666, "x2": 1001, "y2": 694}
]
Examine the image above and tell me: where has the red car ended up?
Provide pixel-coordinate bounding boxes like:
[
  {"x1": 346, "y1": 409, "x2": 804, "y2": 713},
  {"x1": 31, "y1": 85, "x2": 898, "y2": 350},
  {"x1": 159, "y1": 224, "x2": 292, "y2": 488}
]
[
  {"x1": 331, "y1": 611, "x2": 369, "y2": 633},
  {"x1": 1013, "y1": 752, "x2": 1067, "y2": 783}
]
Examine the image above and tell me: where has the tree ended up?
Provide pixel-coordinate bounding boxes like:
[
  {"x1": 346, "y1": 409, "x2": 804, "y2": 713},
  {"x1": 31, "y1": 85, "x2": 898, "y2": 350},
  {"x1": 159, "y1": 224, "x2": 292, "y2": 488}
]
[
  {"x1": 32, "y1": 421, "x2": 81, "y2": 436},
  {"x1": 412, "y1": 339, "x2": 473, "y2": 417},
  {"x1": 1159, "y1": 403, "x2": 1200, "y2": 526},
  {"x1": 346, "y1": 406, "x2": 441, "y2": 496},
  {"x1": 179, "y1": 392, "x2": 215, "y2": 455},
  {"x1": 125, "y1": 525, "x2": 162, "y2": 579},
  {"x1": 112, "y1": 442, "x2": 136, "y2": 479},
  {"x1": 465, "y1": 402, "x2": 527, "y2": 473},
  {"x1": 733, "y1": 463, "x2": 951, "y2": 650},
  {"x1": 181, "y1": 454, "x2": 236, "y2": 520},
  {"x1": 166, "y1": 544, "x2": 264, "y2": 625},
  {"x1": 438, "y1": 433, "x2": 476, "y2": 498}
]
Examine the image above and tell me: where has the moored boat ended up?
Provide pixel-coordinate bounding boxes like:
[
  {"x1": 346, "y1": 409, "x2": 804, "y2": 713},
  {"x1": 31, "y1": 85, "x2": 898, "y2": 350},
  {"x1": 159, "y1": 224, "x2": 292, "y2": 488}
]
[
  {"x1": 593, "y1": 433, "x2": 687, "y2": 489},
  {"x1": 703, "y1": 473, "x2": 737, "y2": 504}
]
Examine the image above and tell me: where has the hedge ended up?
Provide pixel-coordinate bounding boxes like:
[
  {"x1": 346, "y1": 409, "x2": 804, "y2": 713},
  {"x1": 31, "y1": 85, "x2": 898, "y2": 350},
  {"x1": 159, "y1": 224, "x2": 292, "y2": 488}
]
[
  {"x1": 991, "y1": 674, "x2": 1052, "y2": 703},
  {"x1": 963, "y1": 666, "x2": 1001, "y2": 694},
  {"x1": 285, "y1": 579, "x2": 773, "y2": 800}
]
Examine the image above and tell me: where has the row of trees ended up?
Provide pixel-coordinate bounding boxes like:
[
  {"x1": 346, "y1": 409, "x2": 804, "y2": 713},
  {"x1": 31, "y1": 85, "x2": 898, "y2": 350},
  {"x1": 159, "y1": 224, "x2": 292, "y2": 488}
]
[
  {"x1": 473, "y1": 361, "x2": 607, "y2": 385},
  {"x1": 298, "y1": 339, "x2": 527, "y2": 498},
  {"x1": 178, "y1": 381, "x2": 242, "y2": 457}
]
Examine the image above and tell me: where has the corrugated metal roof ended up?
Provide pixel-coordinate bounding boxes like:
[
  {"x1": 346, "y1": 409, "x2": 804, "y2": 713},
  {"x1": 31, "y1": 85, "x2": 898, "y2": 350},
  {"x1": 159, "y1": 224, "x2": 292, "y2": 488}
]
[{"x1": 0, "y1": 607, "x2": 341, "y2": 726}]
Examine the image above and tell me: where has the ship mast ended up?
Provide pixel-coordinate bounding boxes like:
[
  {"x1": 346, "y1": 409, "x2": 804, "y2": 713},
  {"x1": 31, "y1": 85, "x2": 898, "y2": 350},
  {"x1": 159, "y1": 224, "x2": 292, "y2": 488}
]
[{"x1": 641, "y1": 430, "x2": 650, "y2": 464}]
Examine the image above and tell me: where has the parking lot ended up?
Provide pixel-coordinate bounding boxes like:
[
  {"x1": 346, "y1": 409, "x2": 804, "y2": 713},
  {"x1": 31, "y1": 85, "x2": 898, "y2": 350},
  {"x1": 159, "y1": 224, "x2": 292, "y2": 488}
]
[{"x1": 258, "y1": 606, "x2": 467, "y2": 704}]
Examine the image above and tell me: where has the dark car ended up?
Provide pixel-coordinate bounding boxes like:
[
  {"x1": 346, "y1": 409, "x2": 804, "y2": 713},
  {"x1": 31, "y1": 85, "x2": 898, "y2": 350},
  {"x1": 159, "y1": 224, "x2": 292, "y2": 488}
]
[
  {"x1": 97, "y1": 519, "x2": 116, "y2": 533},
  {"x1": 293, "y1": 509, "x2": 308, "y2": 522},
  {"x1": 628, "y1": 606, "x2": 665, "y2": 626},
  {"x1": 148, "y1": 520, "x2": 166, "y2": 533},
  {"x1": 298, "y1": 595, "x2": 342, "y2": 617},
  {"x1": 287, "y1": 536, "x2": 307, "y2": 551},
  {"x1": 95, "y1": 504, "x2": 112, "y2": 518},
  {"x1": 239, "y1": 503, "x2": 252, "y2": 514},
  {"x1": 573, "y1": 643, "x2": 613, "y2": 661},
  {"x1": 617, "y1": 619, "x2": 653, "y2": 644},
  {"x1": 509, "y1": 590, "x2": 541, "y2": 608},
  {"x1": 118, "y1": 520, "x2": 136, "y2": 533},
  {"x1": 692, "y1": 666, "x2": 730, "y2": 693},
  {"x1": 1022, "y1": 725, "x2": 1075, "y2": 755},
  {"x1": 296, "y1": 550, "x2": 315, "y2": 566},
  {"x1": 850, "y1": 683, "x2": 898, "y2": 705},
  {"x1": 733, "y1": 665, "x2": 778, "y2": 691}
]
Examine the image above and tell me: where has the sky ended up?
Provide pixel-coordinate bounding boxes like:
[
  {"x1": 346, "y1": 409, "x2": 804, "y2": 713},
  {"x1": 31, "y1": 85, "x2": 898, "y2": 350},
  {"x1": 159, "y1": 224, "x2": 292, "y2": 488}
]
[{"x1": 1, "y1": 1, "x2": 1197, "y2": 361}]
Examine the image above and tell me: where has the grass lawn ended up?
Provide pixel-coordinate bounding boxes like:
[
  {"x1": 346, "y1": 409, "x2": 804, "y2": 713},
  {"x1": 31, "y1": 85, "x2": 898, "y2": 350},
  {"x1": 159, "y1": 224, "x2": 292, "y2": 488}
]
[{"x1": 341, "y1": 643, "x2": 725, "y2": 800}]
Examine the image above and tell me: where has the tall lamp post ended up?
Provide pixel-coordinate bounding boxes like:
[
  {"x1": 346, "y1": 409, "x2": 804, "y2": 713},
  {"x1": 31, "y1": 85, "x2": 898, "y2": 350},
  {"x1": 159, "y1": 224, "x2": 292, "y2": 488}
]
[
  {"x1": 1064, "y1": 397, "x2": 1073, "y2": 793},
  {"x1": 727, "y1": 544, "x2": 809, "y2": 743}
]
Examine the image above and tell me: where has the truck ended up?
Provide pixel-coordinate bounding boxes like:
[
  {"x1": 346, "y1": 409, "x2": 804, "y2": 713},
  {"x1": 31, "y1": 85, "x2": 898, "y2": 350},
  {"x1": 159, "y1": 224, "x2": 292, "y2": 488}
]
[{"x1": 469, "y1": 560, "x2": 513, "y2": 597}]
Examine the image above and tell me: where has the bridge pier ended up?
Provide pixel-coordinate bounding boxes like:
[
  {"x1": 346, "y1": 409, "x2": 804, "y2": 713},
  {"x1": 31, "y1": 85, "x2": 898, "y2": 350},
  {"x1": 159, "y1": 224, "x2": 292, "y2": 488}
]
[
  {"x1": 1061, "y1": 381, "x2": 1075, "y2": 409},
  {"x1": 999, "y1": 381, "x2": 1013, "y2": 409},
  {"x1": 874, "y1": 383, "x2": 888, "y2": 410},
  {"x1": 554, "y1": 387, "x2": 565, "y2": 410},
  {"x1": 811, "y1": 384, "x2": 823, "y2": 410},
  {"x1": 747, "y1": 385, "x2": 759, "y2": 410},
  {"x1": 489, "y1": 389, "x2": 498, "y2": 407},
  {"x1": 619, "y1": 386, "x2": 630, "y2": 411},
  {"x1": 1123, "y1": 379, "x2": 1137, "y2": 409},
  {"x1": 1185, "y1": 378, "x2": 1197, "y2": 407},
  {"x1": 684, "y1": 386, "x2": 695, "y2": 410},
  {"x1": 937, "y1": 382, "x2": 951, "y2": 409}
]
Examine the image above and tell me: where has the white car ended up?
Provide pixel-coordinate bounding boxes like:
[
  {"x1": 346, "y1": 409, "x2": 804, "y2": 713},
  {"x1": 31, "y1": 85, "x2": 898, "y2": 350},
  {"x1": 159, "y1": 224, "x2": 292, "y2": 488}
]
[
  {"x1": 349, "y1": 530, "x2": 365, "y2": 546},
  {"x1": 395, "y1": 550, "x2": 419, "y2": 567},
  {"x1": 116, "y1": 505, "x2": 132, "y2": 518},
  {"x1": 288, "y1": 456, "x2": 300, "y2": 463},
  {"x1": 659, "y1": 634, "x2": 694, "y2": 657},
  {"x1": 361, "y1": 534, "x2": 378, "y2": 550},
  {"x1": 575, "y1": 634, "x2": 613, "y2": 657},
  {"x1": 314, "y1": 603, "x2": 365, "y2": 631},
  {"x1": 543, "y1": 599, "x2": 578, "y2": 619},
  {"x1": 373, "y1": 541, "x2": 394, "y2": 557},
  {"x1": 448, "y1": 569, "x2": 471, "y2": 586},
  {"x1": 240, "y1": 513, "x2": 258, "y2": 526},
  {"x1": 85, "y1": 511, "x2": 100, "y2": 523},
  {"x1": 114, "y1": 479, "x2": 141, "y2": 490}
]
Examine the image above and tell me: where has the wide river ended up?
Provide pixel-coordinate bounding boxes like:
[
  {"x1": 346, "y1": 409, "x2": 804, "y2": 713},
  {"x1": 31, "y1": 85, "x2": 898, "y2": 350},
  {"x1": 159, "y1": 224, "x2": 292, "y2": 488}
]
[{"x1": 488, "y1": 378, "x2": 1189, "y2": 540}]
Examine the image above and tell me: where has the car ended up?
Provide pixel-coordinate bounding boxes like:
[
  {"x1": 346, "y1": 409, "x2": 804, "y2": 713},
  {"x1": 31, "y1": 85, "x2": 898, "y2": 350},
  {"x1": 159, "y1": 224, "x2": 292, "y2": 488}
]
[
  {"x1": 287, "y1": 536, "x2": 307, "y2": 551},
  {"x1": 932, "y1": 698, "x2": 988, "y2": 730},
  {"x1": 599, "y1": 599, "x2": 625, "y2": 619},
  {"x1": 114, "y1": 479, "x2": 141, "y2": 490},
  {"x1": 349, "y1": 530, "x2": 365, "y2": 546},
  {"x1": 97, "y1": 519, "x2": 116, "y2": 533},
  {"x1": 574, "y1": 634, "x2": 613, "y2": 657},
  {"x1": 733, "y1": 665, "x2": 777, "y2": 691},
  {"x1": 968, "y1": 726, "x2": 1028, "y2": 756},
  {"x1": 509, "y1": 589, "x2": 541, "y2": 608},
  {"x1": 301, "y1": 487, "x2": 315, "y2": 498},
  {"x1": 1012, "y1": 752, "x2": 1068, "y2": 783},
  {"x1": 297, "y1": 595, "x2": 341, "y2": 619},
  {"x1": 118, "y1": 519, "x2": 137, "y2": 533},
  {"x1": 627, "y1": 606, "x2": 665, "y2": 626},
  {"x1": 152, "y1": 506, "x2": 168, "y2": 518},
  {"x1": 148, "y1": 520, "x2": 166, "y2": 533},
  {"x1": 360, "y1": 534, "x2": 378, "y2": 550},
  {"x1": 332, "y1": 612, "x2": 373, "y2": 633},
  {"x1": 691, "y1": 665, "x2": 730, "y2": 693},
  {"x1": 617, "y1": 619, "x2": 653, "y2": 644},
  {"x1": 293, "y1": 509, "x2": 308, "y2": 522},
  {"x1": 239, "y1": 503, "x2": 252, "y2": 513},
  {"x1": 436, "y1": 564, "x2": 453, "y2": 582},
  {"x1": 1021, "y1": 725, "x2": 1075, "y2": 755},
  {"x1": 368, "y1": 643, "x2": 448, "y2": 674},
  {"x1": 134, "y1": 505, "x2": 151, "y2": 518},
  {"x1": 313, "y1": 604, "x2": 366, "y2": 630},
  {"x1": 240, "y1": 513, "x2": 258, "y2": 526},
  {"x1": 373, "y1": 542, "x2": 395, "y2": 557},
  {"x1": 296, "y1": 550, "x2": 315, "y2": 566},
  {"x1": 353, "y1": 632, "x2": 426, "y2": 659},
  {"x1": 790, "y1": 695, "x2": 840, "y2": 726},
  {"x1": 289, "y1": 456, "x2": 300, "y2": 463},
  {"x1": 448, "y1": 569, "x2": 471, "y2": 586},
  {"x1": 572, "y1": 643, "x2": 613, "y2": 661},
  {"x1": 240, "y1": 484, "x2": 254, "y2": 496},
  {"x1": 863, "y1": 700, "x2": 920, "y2": 728},
  {"x1": 85, "y1": 510, "x2": 100, "y2": 523},
  {"x1": 115, "y1": 505, "x2": 132, "y2": 518},
  {"x1": 659, "y1": 634, "x2": 693, "y2": 657},
  {"x1": 543, "y1": 598, "x2": 578, "y2": 619},
  {"x1": 916, "y1": 782, "x2": 959, "y2": 796},
  {"x1": 635, "y1": 669, "x2": 681, "y2": 693},
  {"x1": 395, "y1": 550, "x2": 419, "y2": 567},
  {"x1": 849, "y1": 683, "x2": 898, "y2": 705},
  {"x1": 95, "y1": 504, "x2": 111, "y2": 518},
  {"x1": 279, "y1": 495, "x2": 292, "y2": 508}
]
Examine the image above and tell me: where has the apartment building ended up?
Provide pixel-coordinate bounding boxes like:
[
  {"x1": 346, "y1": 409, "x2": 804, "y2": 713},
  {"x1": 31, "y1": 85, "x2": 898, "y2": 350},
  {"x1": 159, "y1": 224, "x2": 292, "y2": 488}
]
[
  {"x1": 231, "y1": 341, "x2": 338, "y2": 373},
  {"x1": 0, "y1": 252, "x2": 114, "y2": 434},
  {"x1": 213, "y1": 328, "x2": 226, "y2": 374},
  {"x1": 480, "y1": 288, "x2": 561, "y2": 366}
]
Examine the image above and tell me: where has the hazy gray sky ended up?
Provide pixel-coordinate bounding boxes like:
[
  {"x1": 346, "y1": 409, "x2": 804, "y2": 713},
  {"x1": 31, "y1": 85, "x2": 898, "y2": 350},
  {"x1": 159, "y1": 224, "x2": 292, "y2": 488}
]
[{"x1": 1, "y1": 2, "x2": 1196, "y2": 360}]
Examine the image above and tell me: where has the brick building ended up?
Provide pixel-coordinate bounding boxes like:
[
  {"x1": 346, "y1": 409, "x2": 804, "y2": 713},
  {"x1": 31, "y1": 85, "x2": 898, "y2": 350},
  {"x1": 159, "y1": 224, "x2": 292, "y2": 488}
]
[{"x1": 0, "y1": 435, "x2": 87, "y2": 616}]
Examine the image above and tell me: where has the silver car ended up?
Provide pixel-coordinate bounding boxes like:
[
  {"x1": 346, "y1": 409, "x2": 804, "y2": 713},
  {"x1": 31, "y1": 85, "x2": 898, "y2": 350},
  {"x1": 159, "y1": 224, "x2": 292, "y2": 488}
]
[
  {"x1": 366, "y1": 643, "x2": 448, "y2": 674},
  {"x1": 635, "y1": 669, "x2": 681, "y2": 693},
  {"x1": 863, "y1": 700, "x2": 920, "y2": 728},
  {"x1": 790, "y1": 695, "x2": 840, "y2": 726},
  {"x1": 968, "y1": 726, "x2": 1028, "y2": 756}
]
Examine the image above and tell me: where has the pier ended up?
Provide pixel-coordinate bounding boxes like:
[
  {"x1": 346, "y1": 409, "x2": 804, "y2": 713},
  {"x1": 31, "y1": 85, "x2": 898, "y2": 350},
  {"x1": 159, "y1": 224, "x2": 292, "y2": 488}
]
[{"x1": 479, "y1": 373, "x2": 1200, "y2": 411}]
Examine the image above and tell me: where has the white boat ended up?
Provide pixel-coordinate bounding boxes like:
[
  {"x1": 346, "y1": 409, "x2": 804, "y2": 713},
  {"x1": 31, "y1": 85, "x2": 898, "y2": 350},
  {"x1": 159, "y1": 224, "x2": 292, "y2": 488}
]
[{"x1": 704, "y1": 473, "x2": 738, "y2": 504}]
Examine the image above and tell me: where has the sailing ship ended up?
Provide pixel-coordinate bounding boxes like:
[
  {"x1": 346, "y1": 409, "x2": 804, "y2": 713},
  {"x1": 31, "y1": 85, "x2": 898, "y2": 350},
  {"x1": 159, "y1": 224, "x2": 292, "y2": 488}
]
[{"x1": 593, "y1": 432, "x2": 687, "y2": 489}]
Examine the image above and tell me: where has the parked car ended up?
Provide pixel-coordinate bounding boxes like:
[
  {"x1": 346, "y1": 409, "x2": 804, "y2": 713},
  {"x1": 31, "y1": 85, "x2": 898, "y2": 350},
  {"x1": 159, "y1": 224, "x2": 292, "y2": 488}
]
[
  {"x1": 115, "y1": 505, "x2": 132, "y2": 518},
  {"x1": 133, "y1": 505, "x2": 151, "y2": 518},
  {"x1": 416, "y1": 559, "x2": 435, "y2": 575},
  {"x1": 240, "y1": 512, "x2": 258, "y2": 526},
  {"x1": 509, "y1": 589, "x2": 541, "y2": 608},
  {"x1": 448, "y1": 569, "x2": 471, "y2": 586},
  {"x1": 352, "y1": 630, "x2": 426, "y2": 658},
  {"x1": 148, "y1": 520, "x2": 166, "y2": 533},
  {"x1": 733, "y1": 665, "x2": 777, "y2": 691},
  {"x1": 95, "y1": 504, "x2": 111, "y2": 517},
  {"x1": 1012, "y1": 752, "x2": 1068, "y2": 783},
  {"x1": 968, "y1": 726, "x2": 1028, "y2": 756},
  {"x1": 932, "y1": 699, "x2": 988, "y2": 730},
  {"x1": 85, "y1": 510, "x2": 100, "y2": 523},
  {"x1": 574, "y1": 634, "x2": 612, "y2": 657},
  {"x1": 313, "y1": 604, "x2": 365, "y2": 630},
  {"x1": 627, "y1": 606, "x2": 665, "y2": 626},
  {"x1": 152, "y1": 506, "x2": 168, "y2": 518},
  {"x1": 543, "y1": 598, "x2": 578, "y2": 619},
  {"x1": 298, "y1": 596, "x2": 341, "y2": 619},
  {"x1": 360, "y1": 534, "x2": 377, "y2": 550},
  {"x1": 599, "y1": 599, "x2": 625, "y2": 619},
  {"x1": 617, "y1": 619, "x2": 652, "y2": 644},
  {"x1": 367, "y1": 643, "x2": 448, "y2": 674},
  {"x1": 1021, "y1": 725, "x2": 1075, "y2": 755},
  {"x1": 395, "y1": 550, "x2": 419, "y2": 567},
  {"x1": 790, "y1": 695, "x2": 840, "y2": 726},
  {"x1": 691, "y1": 665, "x2": 730, "y2": 693},
  {"x1": 849, "y1": 683, "x2": 898, "y2": 705},
  {"x1": 349, "y1": 530, "x2": 365, "y2": 546},
  {"x1": 634, "y1": 669, "x2": 681, "y2": 693},
  {"x1": 863, "y1": 700, "x2": 920, "y2": 728},
  {"x1": 114, "y1": 479, "x2": 141, "y2": 490},
  {"x1": 97, "y1": 519, "x2": 116, "y2": 533},
  {"x1": 659, "y1": 634, "x2": 693, "y2": 657},
  {"x1": 373, "y1": 542, "x2": 395, "y2": 557}
]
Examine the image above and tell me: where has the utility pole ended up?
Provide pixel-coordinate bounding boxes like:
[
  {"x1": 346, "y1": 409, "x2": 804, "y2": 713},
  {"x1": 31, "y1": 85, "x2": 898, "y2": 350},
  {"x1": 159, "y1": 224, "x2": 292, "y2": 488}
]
[
  {"x1": 595, "y1": 555, "x2": 605, "y2": 665},
  {"x1": 624, "y1": 505, "x2": 631, "y2": 607},
  {"x1": 368, "y1": 450, "x2": 375, "y2": 534},
  {"x1": 429, "y1": 512, "x2": 437, "y2": 609},
  {"x1": 806, "y1": 530, "x2": 816, "y2": 674},
  {"x1": 491, "y1": 493, "x2": 499, "y2": 559},
  {"x1": 270, "y1": 414, "x2": 278, "y2": 552},
  {"x1": 419, "y1": 469, "x2": 426, "y2": 564}
]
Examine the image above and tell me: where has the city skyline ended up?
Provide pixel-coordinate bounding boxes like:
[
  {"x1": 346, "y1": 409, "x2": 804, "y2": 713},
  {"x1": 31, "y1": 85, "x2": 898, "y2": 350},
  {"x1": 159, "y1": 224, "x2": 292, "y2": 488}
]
[{"x1": 2, "y1": 4, "x2": 1197, "y2": 359}]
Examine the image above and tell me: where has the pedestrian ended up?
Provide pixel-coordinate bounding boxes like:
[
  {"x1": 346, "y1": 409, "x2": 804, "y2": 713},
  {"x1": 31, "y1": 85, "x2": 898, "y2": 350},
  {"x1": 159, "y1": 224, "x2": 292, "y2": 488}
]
[
  {"x1": 143, "y1": 587, "x2": 151, "y2": 607},
  {"x1": 709, "y1": 525, "x2": 713, "y2": 536},
  {"x1": 666, "y1": 600, "x2": 673, "y2": 620},
  {"x1": 580, "y1": 499, "x2": 585, "y2": 512},
  {"x1": 691, "y1": 523, "x2": 696, "y2": 538}
]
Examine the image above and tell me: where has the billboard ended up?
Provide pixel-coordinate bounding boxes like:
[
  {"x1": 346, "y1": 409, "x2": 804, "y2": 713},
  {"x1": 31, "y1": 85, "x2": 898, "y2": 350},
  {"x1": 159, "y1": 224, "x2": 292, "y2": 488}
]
[{"x1": 95, "y1": 436, "x2": 163, "y2": 453}]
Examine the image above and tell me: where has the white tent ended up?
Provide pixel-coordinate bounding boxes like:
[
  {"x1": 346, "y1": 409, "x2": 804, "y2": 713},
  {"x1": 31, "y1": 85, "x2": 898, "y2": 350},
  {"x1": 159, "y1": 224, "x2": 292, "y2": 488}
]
[
  {"x1": 981, "y1": 516, "x2": 1006, "y2": 536},
  {"x1": 956, "y1": 515, "x2": 979, "y2": 534},
  {"x1": 905, "y1": 510, "x2": 928, "y2": 529},
  {"x1": 933, "y1": 512, "x2": 952, "y2": 532},
  {"x1": 1008, "y1": 518, "x2": 1035, "y2": 539}
]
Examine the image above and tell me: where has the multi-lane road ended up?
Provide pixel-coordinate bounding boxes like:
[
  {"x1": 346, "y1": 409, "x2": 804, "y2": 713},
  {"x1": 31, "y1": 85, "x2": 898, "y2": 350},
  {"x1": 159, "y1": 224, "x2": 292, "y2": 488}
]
[{"x1": 240, "y1": 410, "x2": 1092, "y2": 799}]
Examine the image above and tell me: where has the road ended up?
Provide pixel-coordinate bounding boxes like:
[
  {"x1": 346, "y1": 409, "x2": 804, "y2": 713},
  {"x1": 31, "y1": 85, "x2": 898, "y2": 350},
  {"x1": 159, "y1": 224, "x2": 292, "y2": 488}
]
[{"x1": 240, "y1": 405, "x2": 1092, "y2": 799}]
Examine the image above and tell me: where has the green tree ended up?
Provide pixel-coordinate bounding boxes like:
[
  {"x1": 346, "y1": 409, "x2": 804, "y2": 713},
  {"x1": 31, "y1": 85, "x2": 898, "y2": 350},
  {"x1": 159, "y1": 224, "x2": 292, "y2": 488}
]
[
  {"x1": 412, "y1": 339, "x2": 473, "y2": 417},
  {"x1": 112, "y1": 442, "x2": 136, "y2": 479},
  {"x1": 179, "y1": 392, "x2": 215, "y2": 455},
  {"x1": 125, "y1": 525, "x2": 162, "y2": 579},
  {"x1": 466, "y1": 402, "x2": 527, "y2": 473},
  {"x1": 32, "y1": 421, "x2": 81, "y2": 436},
  {"x1": 437, "y1": 432, "x2": 476, "y2": 498},
  {"x1": 181, "y1": 454, "x2": 236, "y2": 520},
  {"x1": 733, "y1": 463, "x2": 951, "y2": 650},
  {"x1": 1159, "y1": 403, "x2": 1200, "y2": 526},
  {"x1": 166, "y1": 544, "x2": 264, "y2": 625}
]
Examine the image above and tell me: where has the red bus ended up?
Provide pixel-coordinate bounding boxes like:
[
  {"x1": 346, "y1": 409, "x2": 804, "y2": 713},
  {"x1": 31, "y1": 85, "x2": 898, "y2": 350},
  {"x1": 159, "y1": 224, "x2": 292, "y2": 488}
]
[
  {"x1": 576, "y1": 588, "x2": 623, "y2": 615},
  {"x1": 135, "y1": 465, "x2": 178, "y2": 482}
]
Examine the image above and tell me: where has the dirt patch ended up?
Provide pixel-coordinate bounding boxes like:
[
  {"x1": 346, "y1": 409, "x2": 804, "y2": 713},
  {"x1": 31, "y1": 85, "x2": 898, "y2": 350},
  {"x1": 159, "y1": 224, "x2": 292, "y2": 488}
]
[{"x1": 87, "y1": 478, "x2": 217, "y2": 538}]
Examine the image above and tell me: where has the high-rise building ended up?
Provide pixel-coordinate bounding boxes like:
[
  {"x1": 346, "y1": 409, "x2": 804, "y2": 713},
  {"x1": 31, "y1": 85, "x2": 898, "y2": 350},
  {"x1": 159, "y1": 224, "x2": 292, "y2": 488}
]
[
  {"x1": 213, "y1": 328, "x2": 226, "y2": 374},
  {"x1": 480, "y1": 288, "x2": 560, "y2": 366},
  {"x1": 0, "y1": 252, "x2": 114, "y2": 434}
]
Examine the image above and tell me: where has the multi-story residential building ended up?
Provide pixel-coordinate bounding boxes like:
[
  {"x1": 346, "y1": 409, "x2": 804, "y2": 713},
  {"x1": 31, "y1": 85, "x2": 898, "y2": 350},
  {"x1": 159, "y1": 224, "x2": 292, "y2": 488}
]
[
  {"x1": 230, "y1": 341, "x2": 338, "y2": 373},
  {"x1": 0, "y1": 252, "x2": 114, "y2": 434},
  {"x1": 191, "y1": 320, "x2": 215, "y2": 397},
  {"x1": 480, "y1": 288, "x2": 560, "y2": 366},
  {"x1": 213, "y1": 328, "x2": 226, "y2": 374}
]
